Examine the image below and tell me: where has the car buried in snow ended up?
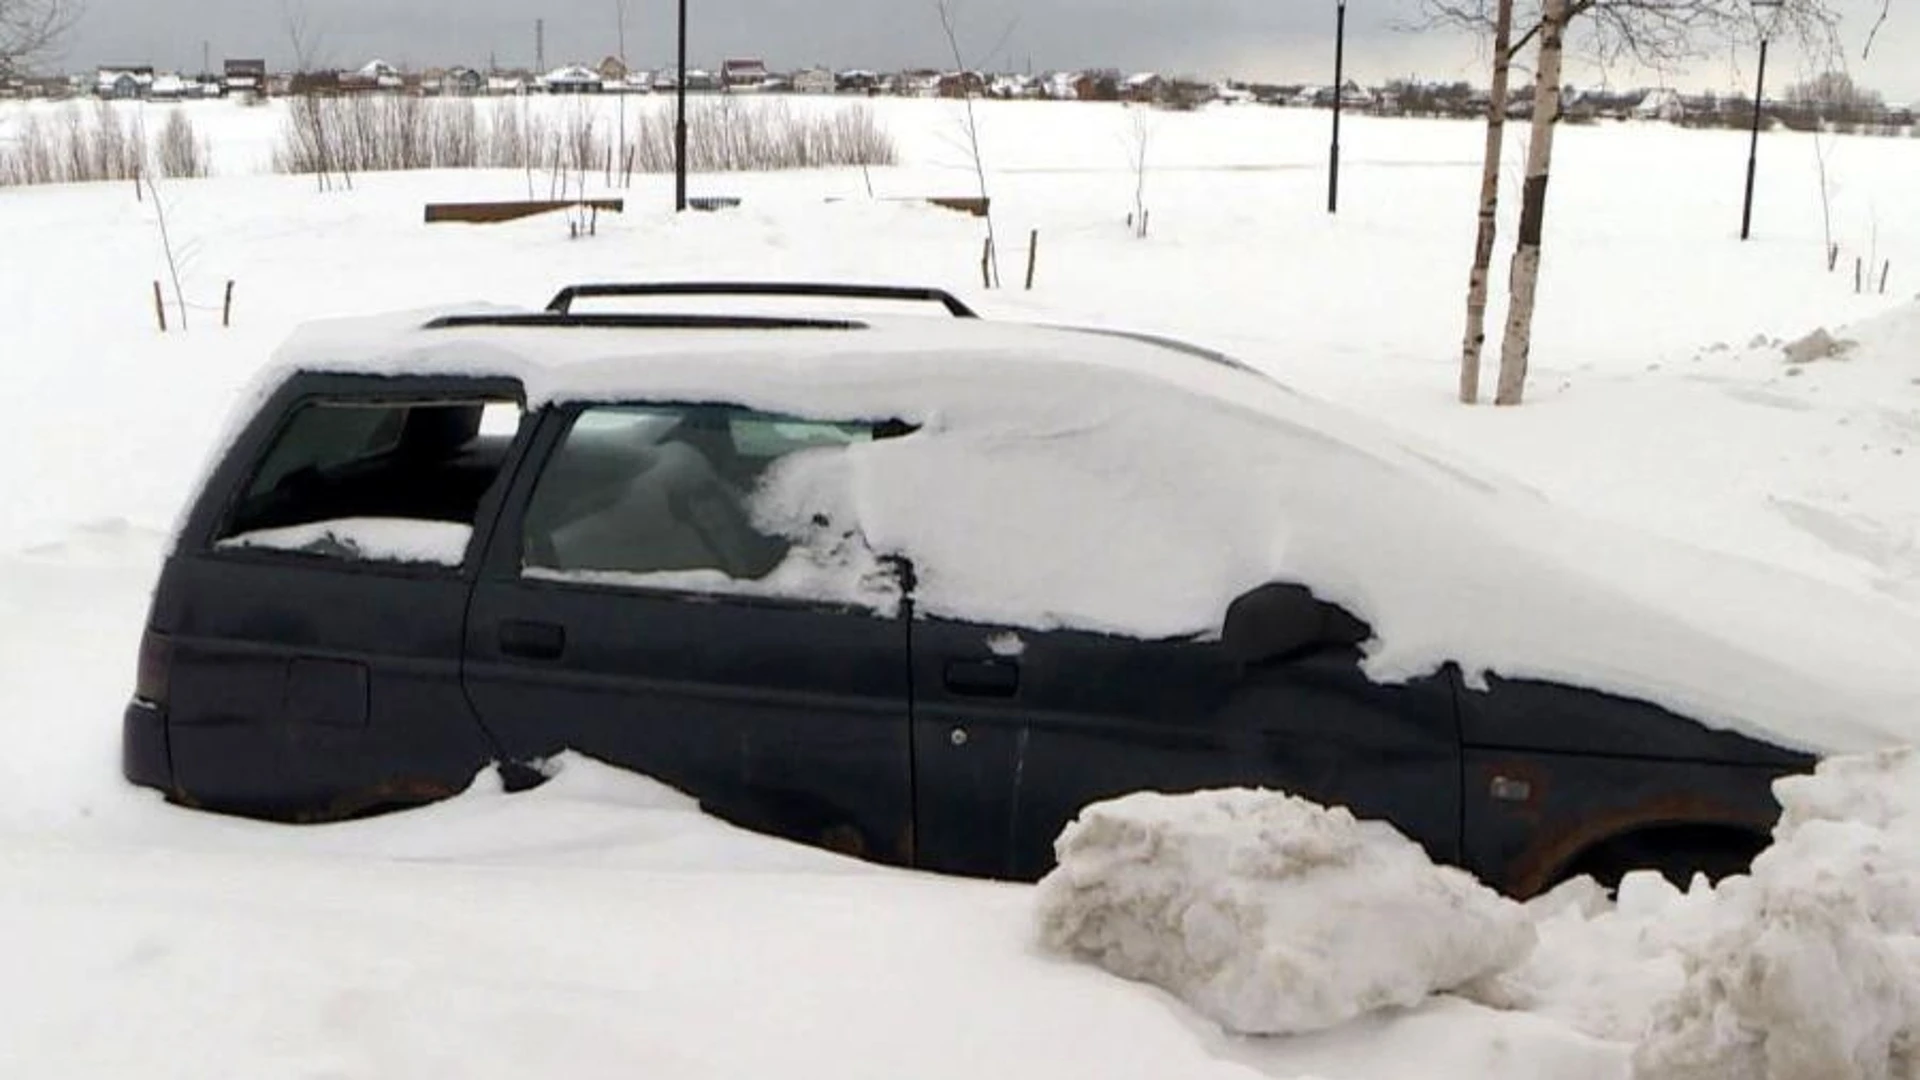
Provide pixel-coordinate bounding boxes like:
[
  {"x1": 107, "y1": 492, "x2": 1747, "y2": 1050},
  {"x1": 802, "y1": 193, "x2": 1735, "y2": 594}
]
[{"x1": 125, "y1": 281, "x2": 1884, "y2": 898}]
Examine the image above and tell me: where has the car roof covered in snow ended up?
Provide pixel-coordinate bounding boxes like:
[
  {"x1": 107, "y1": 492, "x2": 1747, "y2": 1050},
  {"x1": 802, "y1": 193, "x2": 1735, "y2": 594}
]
[
  {"x1": 268, "y1": 305, "x2": 1274, "y2": 411},
  {"x1": 236, "y1": 302, "x2": 1920, "y2": 758}
]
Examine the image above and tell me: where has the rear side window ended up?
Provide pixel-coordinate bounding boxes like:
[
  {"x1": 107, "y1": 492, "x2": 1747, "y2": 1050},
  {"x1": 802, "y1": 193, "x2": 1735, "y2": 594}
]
[
  {"x1": 218, "y1": 398, "x2": 523, "y2": 566},
  {"x1": 522, "y1": 404, "x2": 875, "y2": 588}
]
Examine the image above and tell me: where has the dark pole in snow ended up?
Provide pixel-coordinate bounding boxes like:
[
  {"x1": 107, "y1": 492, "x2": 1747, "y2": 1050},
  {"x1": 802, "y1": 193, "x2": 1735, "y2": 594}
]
[
  {"x1": 675, "y1": 0, "x2": 689, "y2": 212},
  {"x1": 1739, "y1": 33, "x2": 1770, "y2": 241},
  {"x1": 1329, "y1": 0, "x2": 1346, "y2": 214}
]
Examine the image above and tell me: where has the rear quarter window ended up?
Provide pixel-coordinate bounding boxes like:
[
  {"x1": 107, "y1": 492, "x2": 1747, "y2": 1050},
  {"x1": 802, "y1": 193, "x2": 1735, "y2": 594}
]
[{"x1": 217, "y1": 398, "x2": 524, "y2": 566}]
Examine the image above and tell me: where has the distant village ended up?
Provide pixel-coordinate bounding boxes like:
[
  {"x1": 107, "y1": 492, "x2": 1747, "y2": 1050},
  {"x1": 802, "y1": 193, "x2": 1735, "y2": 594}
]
[{"x1": 1, "y1": 54, "x2": 1912, "y2": 132}]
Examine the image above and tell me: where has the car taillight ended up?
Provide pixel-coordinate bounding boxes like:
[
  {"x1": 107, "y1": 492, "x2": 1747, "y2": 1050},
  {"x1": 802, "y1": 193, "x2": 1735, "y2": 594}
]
[{"x1": 135, "y1": 630, "x2": 172, "y2": 708}]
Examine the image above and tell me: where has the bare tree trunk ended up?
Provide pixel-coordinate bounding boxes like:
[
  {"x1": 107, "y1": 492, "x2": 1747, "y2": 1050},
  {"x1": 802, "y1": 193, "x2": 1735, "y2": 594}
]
[
  {"x1": 1460, "y1": 0, "x2": 1516, "y2": 404},
  {"x1": 936, "y1": 0, "x2": 1001, "y2": 287},
  {"x1": 1495, "y1": 0, "x2": 1569, "y2": 407}
]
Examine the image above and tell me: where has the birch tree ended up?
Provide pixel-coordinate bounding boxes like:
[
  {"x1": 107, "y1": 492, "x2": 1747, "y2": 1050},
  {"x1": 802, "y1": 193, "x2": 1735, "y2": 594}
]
[
  {"x1": 1427, "y1": 0, "x2": 1847, "y2": 405},
  {"x1": 1460, "y1": 0, "x2": 1516, "y2": 404},
  {"x1": 0, "y1": 0, "x2": 80, "y2": 77},
  {"x1": 1496, "y1": 0, "x2": 1570, "y2": 404}
]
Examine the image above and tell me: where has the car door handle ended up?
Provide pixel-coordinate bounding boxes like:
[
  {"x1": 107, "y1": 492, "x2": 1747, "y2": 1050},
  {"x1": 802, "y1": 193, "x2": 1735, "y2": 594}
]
[
  {"x1": 944, "y1": 659, "x2": 1019, "y2": 698},
  {"x1": 499, "y1": 619, "x2": 566, "y2": 661}
]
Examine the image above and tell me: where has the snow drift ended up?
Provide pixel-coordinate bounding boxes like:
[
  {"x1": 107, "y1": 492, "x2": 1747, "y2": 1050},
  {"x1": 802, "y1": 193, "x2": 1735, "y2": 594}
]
[
  {"x1": 1633, "y1": 748, "x2": 1920, "y2": 1080},
  {"x1": 1033, "y1": 789, "x2": 1535, "y2": 1036}
]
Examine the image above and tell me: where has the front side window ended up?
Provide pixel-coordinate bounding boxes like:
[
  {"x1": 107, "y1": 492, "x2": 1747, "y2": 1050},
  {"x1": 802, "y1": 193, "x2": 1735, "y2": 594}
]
[
  {"x1": 522, "y1": 404, "x2": 884, "y2": 602},
  {"x1": 218, "y1": 398, "x2": 524, "y2": 566}
]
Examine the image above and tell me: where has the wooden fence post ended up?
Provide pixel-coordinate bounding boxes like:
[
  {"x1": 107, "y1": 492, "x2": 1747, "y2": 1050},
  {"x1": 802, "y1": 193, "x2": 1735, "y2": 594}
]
[
  {"x1": 1025, "y1": 230, "x2": 1039, "y2": 291},
  {"x1": 981, "y1": 237, "x2": 993, "y2": 289},
  {"x1": 1882, "y1": 261, "x2": 1892, "y2": 295},
  {"x1": 153, "y1": 281, "x2": 167, "y2": 332},
  {"x1": 223, "y1": 280, "x2": 235, "y2": 328}
]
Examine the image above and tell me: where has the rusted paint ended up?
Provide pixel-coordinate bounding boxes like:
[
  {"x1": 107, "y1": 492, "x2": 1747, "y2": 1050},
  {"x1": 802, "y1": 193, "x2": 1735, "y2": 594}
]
[
  {"x1": 820, "y1": 823, "x2": 868, "y2": 859},
  {"x1": 314, "y1": 778, "x2": 464, "y2": 822},
  {"x1": 425, "y1": 199, "x2": 626, "y2": 225},
  {"x1": 1504, "y1": 791, "x2": 1769, "y2": 898}
]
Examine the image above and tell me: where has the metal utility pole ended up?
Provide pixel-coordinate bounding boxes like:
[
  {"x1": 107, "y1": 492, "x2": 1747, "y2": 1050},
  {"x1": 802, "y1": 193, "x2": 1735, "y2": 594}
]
[
  {"x1": 1739, "y1": 0, "x2": 1782, "y2": 241},
  {"x1": 536, "y1": 18, "x2": 546, "y2": 75},
  {"x1": 1329, "y1": 0, "x2": 1347, "y2": 214},
  {"x1": 675, "y1": 0, "x2": 689, "y2": 211}
]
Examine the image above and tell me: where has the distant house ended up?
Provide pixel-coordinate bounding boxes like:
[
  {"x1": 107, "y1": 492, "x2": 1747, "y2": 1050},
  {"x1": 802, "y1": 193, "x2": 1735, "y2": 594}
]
[
  {"x1": 1043, "y1": 71, "x2": 1081, "y2": 101},
  {"x1": 722, "y1": 58, "x2": 770, "y2": 91},
  {"x1": 1074, "y1": 71, "x2": 1121, "y2": 102},
  {"x1": 598, "y1": 56, "x2": 629, "y2": 83},
  {"x1": 988, "y1": 74, "x2": 1038, "y2": 99},
  {"x1": 542, "y1": 65, "x2": 604, "y2": 93},
  {"x1": 446, "y1": 67, "x2": 485, "y2": 96},
  {"x1": 1633, "y1": 88, "x2": 1685, "y2": 122},
  {"x1": 148, "y1": 73, "x2": 188, "y2": 101},
  {"x1": 1122, "y1": 72, "x2": 1164, "y2": 103},
  {"x1": 898, "y1": 69, "x2": 942, "y2": 97},
  {"x1": 486, "y1": 74, "x2": 528, "y2": 96},
  {"x1": 793, "y1": 67, "x2": 834, "y2": 94},
  {"x1": 223, "y1": 58, "x2": 267, "y2": 97},
  {"x1": 937, "y1": 71, "x2": 986, "y2": 98},
  {"x1": 836, "y1": 69, "x2": 881, "y2": 94},
  {"x1": 340, "y1": 59, "x2": 404, "y2": 93},
  {"x1": 96, "y1": 66, "x2": 153, "y2": 99}
]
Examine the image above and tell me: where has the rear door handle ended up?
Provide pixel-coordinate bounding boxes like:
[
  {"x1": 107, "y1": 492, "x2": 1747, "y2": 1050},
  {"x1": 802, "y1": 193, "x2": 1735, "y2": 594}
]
[
  {"x1": 499, "y1": 619, "x2": 566, "y2": 661},
  {"x1": 944, "y1": 659, "x2": 1019, "y2": 698}
]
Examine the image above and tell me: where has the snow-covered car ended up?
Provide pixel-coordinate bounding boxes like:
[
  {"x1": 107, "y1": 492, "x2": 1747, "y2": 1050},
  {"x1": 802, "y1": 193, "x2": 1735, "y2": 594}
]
[{"x1": 127, "y1": 281, "x2": 1894, "y2": 897}]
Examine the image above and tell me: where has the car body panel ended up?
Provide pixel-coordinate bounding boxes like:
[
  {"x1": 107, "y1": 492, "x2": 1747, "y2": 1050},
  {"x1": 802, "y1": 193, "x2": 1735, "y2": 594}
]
[
  {"x1": 911, "y1": 618, "x2": 1463, "y2": 880},
  {"x1": 459, "y1": 403, "x2": 916, "y2": 863}
]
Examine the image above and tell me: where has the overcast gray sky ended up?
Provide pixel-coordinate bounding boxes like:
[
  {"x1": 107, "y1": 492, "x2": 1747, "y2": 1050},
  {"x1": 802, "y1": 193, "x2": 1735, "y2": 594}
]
[{"x1": 59, "y1": 0, "x2": 1920, "y2": 100}]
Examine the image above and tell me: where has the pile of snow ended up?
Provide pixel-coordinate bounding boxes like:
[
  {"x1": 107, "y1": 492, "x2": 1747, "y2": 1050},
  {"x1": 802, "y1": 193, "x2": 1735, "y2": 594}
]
[
  {"x1": 218, "y1": 517, "x2": 473, "y2": 565},
  {"x1": 1633, "y1": 748, "x2": 1920, "y2": 1080},
  {"x1": 1463, "y1": 871, "x2": 1726, "y2": 1042},
  {"x1": 1034, "y1": 789, "x2": 1535, "y2": 1036}
]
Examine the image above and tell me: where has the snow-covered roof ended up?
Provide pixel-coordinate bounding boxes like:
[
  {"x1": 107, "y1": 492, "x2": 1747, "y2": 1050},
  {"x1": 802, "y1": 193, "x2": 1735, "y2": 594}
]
[
  {"x1": 543, "y1": 65, "x2": 601, "y2": 84},
  {"x1": 221, "y1": 305, "x2": 1920, "y2": 757}
]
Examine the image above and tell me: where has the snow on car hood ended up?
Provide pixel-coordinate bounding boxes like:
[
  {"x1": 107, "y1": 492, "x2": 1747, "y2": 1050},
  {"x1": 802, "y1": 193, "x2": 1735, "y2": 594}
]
[{"x1": 238, "y1": 307, "x2": 1920, "y2": 755}]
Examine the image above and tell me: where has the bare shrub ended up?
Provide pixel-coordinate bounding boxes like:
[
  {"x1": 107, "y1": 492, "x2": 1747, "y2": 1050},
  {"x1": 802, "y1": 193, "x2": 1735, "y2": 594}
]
[
  {"x1": 155, "y1": 108, "x2": 209, "y2": 178},
  {"x1": 0, "y1": 101, "x2": 162, "y2": 186},
  {"x1": 272, "y1": 96, "x2": 895, "y2": 177}
]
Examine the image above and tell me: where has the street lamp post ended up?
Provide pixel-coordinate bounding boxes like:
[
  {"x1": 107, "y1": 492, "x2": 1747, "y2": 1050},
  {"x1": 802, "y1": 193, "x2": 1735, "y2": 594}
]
[
  {"x1": 1329, "y1": 0, "x2": 1347, "y2": 214},
  {"x1": 1740, "y1": 0, "x2": 1784, "y2": 241},
  {"x1": 675, "y1": 0, "x2": 689, "y2": 212}
]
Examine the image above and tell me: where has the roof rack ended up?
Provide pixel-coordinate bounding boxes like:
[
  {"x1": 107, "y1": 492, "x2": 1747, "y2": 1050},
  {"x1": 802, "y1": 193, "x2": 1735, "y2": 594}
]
[
  {"x1": 423, "y1": 313, "x2": 867, "y2": 332},
  {"x1": 543, "y1": 282, "x2": 980, "y2": 319}
]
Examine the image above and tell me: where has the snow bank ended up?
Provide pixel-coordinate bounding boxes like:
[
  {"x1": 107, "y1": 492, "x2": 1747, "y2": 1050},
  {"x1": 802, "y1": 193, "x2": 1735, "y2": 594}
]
[
  {"x1": 218, "y1": 517, "x2": 474, "y2": 565},
  {"x1": 1633, "y1": 748, "x2": 1920, "y2": 1080},
  {"x1": 1034, "y1": 789, "x2": 1535, "y2": 1036}
]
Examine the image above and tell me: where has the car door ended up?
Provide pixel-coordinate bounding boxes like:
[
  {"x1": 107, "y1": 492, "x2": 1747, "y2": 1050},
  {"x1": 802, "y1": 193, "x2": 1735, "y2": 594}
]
[
  {"x1": 462, "y1": 402, "x2": 916, "y2": 863},
  {"x1": 910, "y1": 614, "x2": 1462, "y2": 880},
  {"x1": 162, "y1": 375, "x2": 530, "y2": 819}
]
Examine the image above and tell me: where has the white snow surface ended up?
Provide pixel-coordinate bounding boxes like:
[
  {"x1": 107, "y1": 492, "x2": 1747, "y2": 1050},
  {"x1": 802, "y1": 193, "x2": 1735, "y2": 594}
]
[
  {"x1": 219, "y1": 517, "x2": 475, "y2": 564},
  {"x1": 1035, "y1": 788, "x2": 1537, "y2": 1035},
  {"x1": 4, "y1": 95, "x2": 1920, "y2": 1079}
]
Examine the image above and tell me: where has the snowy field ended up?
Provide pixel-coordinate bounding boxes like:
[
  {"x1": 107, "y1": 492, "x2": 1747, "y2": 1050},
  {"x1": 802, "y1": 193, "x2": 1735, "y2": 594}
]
[{"x1": 2, "y1": 95, "x2": 1919, "y2": 1078}]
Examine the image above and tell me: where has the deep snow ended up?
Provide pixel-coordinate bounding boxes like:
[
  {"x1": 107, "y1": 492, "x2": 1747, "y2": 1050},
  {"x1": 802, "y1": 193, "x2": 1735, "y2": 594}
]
[{"x1": 2, "y1": 95, "x2": 1919, "y2": 1079}]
